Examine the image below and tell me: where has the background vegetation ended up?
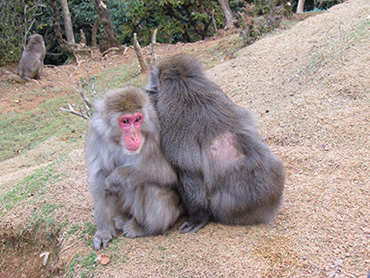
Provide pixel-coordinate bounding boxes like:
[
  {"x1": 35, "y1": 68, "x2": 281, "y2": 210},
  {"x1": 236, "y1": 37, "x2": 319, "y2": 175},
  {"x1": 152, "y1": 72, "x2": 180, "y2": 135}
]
[{"x1": 0, "y1": 0, "x2": 341, "y2": 66}]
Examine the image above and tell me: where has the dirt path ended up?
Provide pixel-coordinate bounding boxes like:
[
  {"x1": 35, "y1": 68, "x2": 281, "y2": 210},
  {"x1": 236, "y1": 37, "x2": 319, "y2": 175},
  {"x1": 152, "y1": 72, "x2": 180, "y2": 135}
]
[{"x1": 1, "y1": 0, "x2": 369, "y2": 277}]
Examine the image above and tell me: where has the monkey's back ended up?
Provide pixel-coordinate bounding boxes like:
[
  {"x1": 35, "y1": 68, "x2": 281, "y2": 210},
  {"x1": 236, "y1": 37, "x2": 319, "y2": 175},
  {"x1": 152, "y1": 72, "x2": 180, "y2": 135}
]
[{"x1": 18, "y1": 35, "x2": 45, "y2": 80}]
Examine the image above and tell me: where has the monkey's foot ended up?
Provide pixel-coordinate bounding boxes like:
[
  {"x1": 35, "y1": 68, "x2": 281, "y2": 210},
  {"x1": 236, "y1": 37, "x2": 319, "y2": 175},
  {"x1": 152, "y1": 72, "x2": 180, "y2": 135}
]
[
  {"x1": 178, "y1": 213, "x2": 209, "y2": 233},
  {"x1": 113, "y1": 214, "x2": 130, "y2": 230},
  {"x1": 93, "y1": 229, "x2": 116, "y2": 250},
  {"x1": 122, "y1": 219, "x2": 146, "y2": 238}
]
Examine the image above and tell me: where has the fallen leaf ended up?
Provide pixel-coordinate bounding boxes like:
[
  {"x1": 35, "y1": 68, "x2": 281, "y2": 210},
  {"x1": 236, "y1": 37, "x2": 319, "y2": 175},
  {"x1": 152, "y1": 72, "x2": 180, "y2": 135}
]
[{"x1": 95, "y1": 254, "x2": 110, "y2": 265}]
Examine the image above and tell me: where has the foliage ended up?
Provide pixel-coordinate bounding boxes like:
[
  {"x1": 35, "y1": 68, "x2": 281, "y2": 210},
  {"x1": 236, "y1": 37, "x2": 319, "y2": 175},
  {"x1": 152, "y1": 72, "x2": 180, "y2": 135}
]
[
  {"x1": 239, "y1": 0, "x2": 290, "y2": 46},
  {"x1": 0, "y1": 0, "x2": 344, "y2": 66},
  {"x1": 109, "y1": 0, "x2": 224, "y2": 46},
  {"x1": 299, "y1": 0, "x2": 342, "y2": 12},
  {"x1": 0, "y1": 0, "x2": 226, "y2": 65},
  {"x1": 0, "y1": 0, "x2": 45, "y2": 66}
]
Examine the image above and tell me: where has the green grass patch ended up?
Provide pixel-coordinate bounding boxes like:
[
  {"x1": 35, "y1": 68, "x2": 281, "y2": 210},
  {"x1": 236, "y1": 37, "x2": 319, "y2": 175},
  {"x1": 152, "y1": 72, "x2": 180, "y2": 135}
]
[
  {"x1": 0, "y1": 161, "x2": 63, "y2": 217},
  {"x1": 94, "y1": 63, "x2": 145, "y2": 92},
  {"x1": 66, "y1": 252, "x2": 98, "y2": 278},
  {"x1": 0, "y1": 93, "x2": 87, "y2": 162},
  {"x1": 207, "y1": 35, "x2": 244, "y2": 62},
  {"x1": 29, "y1": 202, "x2": 63, "y2": 239}
]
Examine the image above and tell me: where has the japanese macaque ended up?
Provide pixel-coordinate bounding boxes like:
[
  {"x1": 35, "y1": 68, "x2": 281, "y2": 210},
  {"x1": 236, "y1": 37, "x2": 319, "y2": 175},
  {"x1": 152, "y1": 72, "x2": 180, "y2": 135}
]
[
  {"x1": 85, "y1": 85, "x2": 182, "y2": 250},
  {"x1": 7, "y1": 34, "x2": 46, "y2": 83},
  {"x1": 145, "y1": 54, "x2": 285, "y2": 233}
]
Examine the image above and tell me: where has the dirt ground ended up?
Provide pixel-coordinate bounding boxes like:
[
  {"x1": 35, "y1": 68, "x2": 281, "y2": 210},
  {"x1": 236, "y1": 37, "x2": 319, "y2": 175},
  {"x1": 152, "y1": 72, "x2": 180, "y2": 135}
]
[{"x1": 0, "y1": 0, "x2": 369, "y2": 277}]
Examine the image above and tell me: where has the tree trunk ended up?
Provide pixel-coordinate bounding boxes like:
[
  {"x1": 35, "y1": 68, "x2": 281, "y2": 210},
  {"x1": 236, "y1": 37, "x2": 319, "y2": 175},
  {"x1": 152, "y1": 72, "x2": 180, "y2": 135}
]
[
  {"x1": 297, "y1": 0, "x2": 305, "y2": 13},
  {"x1": 51, "y1": 0, "x2": 84, "y2": 63},
  {"x1": 151, "y1": 28, "x2": 157, "y2": 65},
  {"x1": 218, "y1": 0, "x2": 238, "y2": 30},
  {"x1": 51, "y1": 0, "x2": 64, "y2": 46},
  {"x1": 60, "y1": 0, "x2": 75, "y2": 43},
  {"x1": 93, "y1": 0, "x2": 120, "y2": 52},
  {"x1": 91, "y1": 16, "x2": 100, "y2": 48}
]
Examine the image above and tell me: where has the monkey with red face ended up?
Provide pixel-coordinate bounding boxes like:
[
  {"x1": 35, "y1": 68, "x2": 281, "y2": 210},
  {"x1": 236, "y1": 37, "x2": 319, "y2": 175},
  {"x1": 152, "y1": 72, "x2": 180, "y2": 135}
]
[{"x1": 85, "y1": 85, "x2": 182, "y2": 250}]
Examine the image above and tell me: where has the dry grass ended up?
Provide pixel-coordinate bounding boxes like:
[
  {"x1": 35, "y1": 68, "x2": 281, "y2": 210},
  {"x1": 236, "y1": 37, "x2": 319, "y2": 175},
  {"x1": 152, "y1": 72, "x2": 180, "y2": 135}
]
[{"x1": 0, "y1": 0, "x2": 369, "y2": 277}]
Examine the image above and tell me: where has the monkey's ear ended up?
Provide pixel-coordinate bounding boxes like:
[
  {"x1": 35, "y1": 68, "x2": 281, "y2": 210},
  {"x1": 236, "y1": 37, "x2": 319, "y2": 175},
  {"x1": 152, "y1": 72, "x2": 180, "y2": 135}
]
[{"x1": 145, "y1": 67, "x2": 161, "y2": 95}]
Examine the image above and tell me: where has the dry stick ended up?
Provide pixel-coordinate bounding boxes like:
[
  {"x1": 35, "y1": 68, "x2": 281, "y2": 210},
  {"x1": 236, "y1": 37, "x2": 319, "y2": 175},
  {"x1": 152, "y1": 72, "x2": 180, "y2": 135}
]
[
  {"x1": 78, "y1": 88, "x2": 93, "y2": 109},
  {"x1": 212, "y1": 9, "x2": 217, "y2": 34},
  {"x1": 59, "y1": 103, "x2": 89, "y2": 119},
  {"x1": 133, "y1": 33, "x2": 148, "y2": 73},
  {"x1": 151, "y1": 28, "x2": 157, "y2": 64}
]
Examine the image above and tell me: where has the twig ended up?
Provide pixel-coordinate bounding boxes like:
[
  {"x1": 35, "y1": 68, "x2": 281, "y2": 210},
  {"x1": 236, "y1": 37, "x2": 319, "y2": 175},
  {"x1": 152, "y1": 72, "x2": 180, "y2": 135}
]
[
  {"x1": 151, "y1": 28, "x2": 157, "y2": 64},
  {"x1": 59, "y1": 104, "x2": 89, "y2": 119},
  {"x1": 133, "y1": 33, "x2": 148, "y2": 73},
  {"x1": 77, "y1": 89, "x2": 93, "y2": 109}
]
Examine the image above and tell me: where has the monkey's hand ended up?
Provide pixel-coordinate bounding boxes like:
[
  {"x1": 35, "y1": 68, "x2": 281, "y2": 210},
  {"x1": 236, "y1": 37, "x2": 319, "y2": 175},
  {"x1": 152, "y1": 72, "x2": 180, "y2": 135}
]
[
  {"x1": 105, "y1": 169, "x2": 133, "y2": 192},
  {"x1": 178, "y1": 211, "x2": 209, "y2": 233},
  {"x1": 93, "y1": 228, "x2": 116, "y2": 250}
]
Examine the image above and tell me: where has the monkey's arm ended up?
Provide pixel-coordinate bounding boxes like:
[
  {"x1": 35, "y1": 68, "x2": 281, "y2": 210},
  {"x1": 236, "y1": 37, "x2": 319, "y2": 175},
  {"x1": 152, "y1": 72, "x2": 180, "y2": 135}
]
[
  {"x1": 176, "y1": 168, "x2": 210, "y2": 233},
  {"x1": 105, "y1": 164, "x2": 177, "y2": 192},
  {"x1": 90, "y1": 169, "x2": 117, "y2": 250}
]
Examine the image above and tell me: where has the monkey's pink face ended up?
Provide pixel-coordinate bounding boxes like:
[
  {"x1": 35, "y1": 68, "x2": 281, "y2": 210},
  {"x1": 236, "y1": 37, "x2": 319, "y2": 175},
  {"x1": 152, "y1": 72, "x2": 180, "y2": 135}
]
[{"x1": 118, "y1": 113, "x2": 144, "y2": 152}]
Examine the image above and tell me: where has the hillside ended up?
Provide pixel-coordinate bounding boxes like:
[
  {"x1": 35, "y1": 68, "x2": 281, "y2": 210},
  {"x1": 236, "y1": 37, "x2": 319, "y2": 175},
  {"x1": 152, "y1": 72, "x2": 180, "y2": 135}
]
[{"x1": 0, "y1": 0, "x2": 369, "y2": 277}]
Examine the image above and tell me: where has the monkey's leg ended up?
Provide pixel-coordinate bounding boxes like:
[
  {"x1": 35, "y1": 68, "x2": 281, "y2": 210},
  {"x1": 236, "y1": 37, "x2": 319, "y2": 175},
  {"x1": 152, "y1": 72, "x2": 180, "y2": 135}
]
[
  {"x1": 177, "y1": 169, "x2": 210, "y2": 233},
  {"x1": 113, "y1": 213, "x2": 130, "y2": 230},
  {"x1": 121, "y1": 218, "x2": 146, "y2": 238},
  {"x1": 91, "y1": 173, "x2": 118, "y2": 250},
  {"x1": 92, "y1": 193, "x2": 118, "y2": 250}
]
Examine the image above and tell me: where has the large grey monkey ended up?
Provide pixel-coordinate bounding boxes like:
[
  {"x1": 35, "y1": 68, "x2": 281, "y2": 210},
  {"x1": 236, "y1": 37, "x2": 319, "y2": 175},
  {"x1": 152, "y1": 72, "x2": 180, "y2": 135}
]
[
  {"x1": 145, "y1": 54, "x2": 285, "y2": 233},
  {"x1": 85, "y1": 85, "x2": 182, "y2": 250}
]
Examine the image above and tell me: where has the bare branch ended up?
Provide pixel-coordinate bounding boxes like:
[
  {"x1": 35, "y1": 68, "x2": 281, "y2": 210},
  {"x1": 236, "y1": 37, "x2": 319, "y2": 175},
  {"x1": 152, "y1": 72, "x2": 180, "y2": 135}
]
[
  {"x1": 60, "y1": 76, "x2": 97, "y2": 119},
  {"x1": 60, "y1": 103, "x2": 89, "y2": 119},
  {"x1": 151, "y1": 28, "x2": 157, "y2": 64},
  {"x1": 133, "y1": 33, "x2": 148, "y2": 73},
  {"x1": 102, "y1": 45, "x2": 127, "y2": 57},
  {"x1": 77, "y1": 89, "x2": 93, "y2": 109}
]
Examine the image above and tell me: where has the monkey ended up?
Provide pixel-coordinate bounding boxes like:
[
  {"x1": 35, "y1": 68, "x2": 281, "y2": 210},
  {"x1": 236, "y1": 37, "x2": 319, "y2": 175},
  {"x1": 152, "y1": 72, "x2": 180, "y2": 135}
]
[
  {"x1": 85, "y1": 85, "x2": 182, "y2": 250},
  {"x1": 145, "y1": 54, "x2": 285, "y2": 233},
  {"x1": 6, "y1": 34, "x2": 46, "y2": 83}
]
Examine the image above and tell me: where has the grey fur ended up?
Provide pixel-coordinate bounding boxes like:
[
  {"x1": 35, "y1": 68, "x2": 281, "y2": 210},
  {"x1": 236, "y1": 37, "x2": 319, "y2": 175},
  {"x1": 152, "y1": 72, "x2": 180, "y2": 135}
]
[
  {"x1": 145, "y1": 54, "x2": 285, "y2": 233},
  {"x1": 85, "y1": 85, "x2": 181, "y2": 250},
  {"x1": 19, "y1": 34, "x2": 46, "y2": 81}
]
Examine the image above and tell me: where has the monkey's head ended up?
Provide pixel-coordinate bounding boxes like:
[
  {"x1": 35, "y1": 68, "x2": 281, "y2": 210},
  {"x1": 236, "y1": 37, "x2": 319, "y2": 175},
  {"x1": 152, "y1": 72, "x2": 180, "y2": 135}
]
[
  {"x1": 145, "y1": 54, "x2": 205, "y2": 95},
  {"x1": 30, "y1": 34, "x2": 44, "y2": 45},
  {"x1": 103, "y1": 86, "x2": 150, "y2": 154}
]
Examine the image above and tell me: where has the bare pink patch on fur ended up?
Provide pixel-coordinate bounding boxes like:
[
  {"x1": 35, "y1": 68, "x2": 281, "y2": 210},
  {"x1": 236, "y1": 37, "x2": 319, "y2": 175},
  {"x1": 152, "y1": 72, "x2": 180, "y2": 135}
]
[{"x1": 210, "y1": 132, "x2": 245, "y2": 165}]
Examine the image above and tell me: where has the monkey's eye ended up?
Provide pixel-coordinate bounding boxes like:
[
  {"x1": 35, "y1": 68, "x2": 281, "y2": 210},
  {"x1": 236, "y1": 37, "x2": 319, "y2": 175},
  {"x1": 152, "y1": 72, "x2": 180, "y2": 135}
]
[
  {"x1": 121, "y1": 119, "x2": 130, "y2": 124},
  {"x1": 135, "y1": 116, "x2": 142, "y2": 123}
]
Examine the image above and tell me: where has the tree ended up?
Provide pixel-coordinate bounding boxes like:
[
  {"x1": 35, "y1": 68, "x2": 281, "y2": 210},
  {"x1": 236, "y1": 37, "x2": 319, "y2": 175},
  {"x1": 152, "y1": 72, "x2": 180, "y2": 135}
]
[
  {"x1": 0, "y1": 0, "x2": 44, "y2": 65},
  {"x1": 297, "y1": 0, "x2": 305, "y2": 13},
  {"x1": 51, "y1": 0, "x2": 91, "y2": 64},
  {"x1": 60, "y1": 0, "x2": 75, "y2": 43},
  {"x1": 218, "y1": 0, "x2": 238, "y2": 30},
  {"x1": 93, "y1": 0, "x2": 120, "y2": 51},
  {"x1": 160, "y1": 0, "x2": 219, "y2": 41}
]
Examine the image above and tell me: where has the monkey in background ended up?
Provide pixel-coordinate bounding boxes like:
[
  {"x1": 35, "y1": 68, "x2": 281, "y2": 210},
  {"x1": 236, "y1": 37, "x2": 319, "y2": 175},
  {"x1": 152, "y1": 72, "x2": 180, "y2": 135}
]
[
  {"x1": 6, "y1": 34, "x2": 46, "y2": 83},
  {"x1": 145, "y1": 54, "x2": 285, "y2": 233},
  {"x1": 85, "y1": 85, "x2": 182, "y2": 250}
]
